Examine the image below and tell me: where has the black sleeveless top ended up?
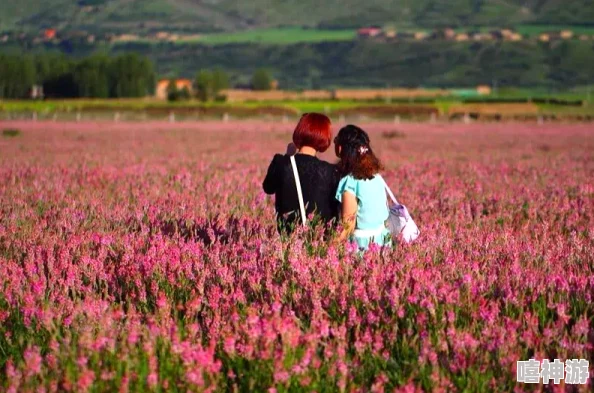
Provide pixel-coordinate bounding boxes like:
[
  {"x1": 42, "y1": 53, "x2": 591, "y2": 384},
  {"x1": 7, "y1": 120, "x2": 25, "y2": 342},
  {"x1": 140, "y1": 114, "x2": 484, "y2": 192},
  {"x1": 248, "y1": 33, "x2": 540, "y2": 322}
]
[{"x1": 263, "y1": 154, "x2": 340, "y2": 233}]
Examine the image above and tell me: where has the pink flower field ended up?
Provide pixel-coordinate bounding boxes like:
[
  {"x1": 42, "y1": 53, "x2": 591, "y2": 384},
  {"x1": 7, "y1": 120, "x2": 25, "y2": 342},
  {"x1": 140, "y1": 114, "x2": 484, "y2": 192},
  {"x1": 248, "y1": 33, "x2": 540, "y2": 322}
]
[{"x1": 0, "y1": 120, "x2": 593, "y2": 392}]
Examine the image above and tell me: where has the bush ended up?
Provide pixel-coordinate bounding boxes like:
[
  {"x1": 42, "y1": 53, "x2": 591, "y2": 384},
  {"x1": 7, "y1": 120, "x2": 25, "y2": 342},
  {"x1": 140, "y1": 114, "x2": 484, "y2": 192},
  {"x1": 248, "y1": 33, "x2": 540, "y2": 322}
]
[
  {"x1": 252, "y1": 69, "x2": 272, "y2": 91},
  {"x1": 166, "y1": 79, "x2": 190, "y2": 102},
  {"x1": 195, "y1": 69, "x2": 230, "y2": 102},
  {"x1": 2, "y1": 129, "x2": 21, "y2": 137},
  {"x1": 214, "y1": 94, "x2": 228, "y2": 103},
  {"x1": 178, "y1": 87, "x2": 192, "y2": 101}
]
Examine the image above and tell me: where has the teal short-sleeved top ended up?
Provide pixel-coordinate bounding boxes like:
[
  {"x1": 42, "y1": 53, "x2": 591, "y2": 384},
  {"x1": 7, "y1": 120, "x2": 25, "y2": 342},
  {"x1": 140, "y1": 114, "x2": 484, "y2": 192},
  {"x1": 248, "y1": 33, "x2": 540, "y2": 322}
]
[{"x1": 335, "y1": 174, "x2": 391, "y2": 249}]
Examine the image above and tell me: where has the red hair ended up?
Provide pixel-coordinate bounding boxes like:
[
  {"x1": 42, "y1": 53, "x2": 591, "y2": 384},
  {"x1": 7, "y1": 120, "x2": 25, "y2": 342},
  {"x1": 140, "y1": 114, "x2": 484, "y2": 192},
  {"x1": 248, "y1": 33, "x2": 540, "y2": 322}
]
[{"x1": 292, "y1": 113, "x2": 332, "y2": 153}]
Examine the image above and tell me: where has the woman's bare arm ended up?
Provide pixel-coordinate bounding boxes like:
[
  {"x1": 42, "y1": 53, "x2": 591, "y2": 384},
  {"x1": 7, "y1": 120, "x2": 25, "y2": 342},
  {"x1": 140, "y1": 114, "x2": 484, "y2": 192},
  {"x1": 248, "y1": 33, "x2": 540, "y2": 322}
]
[{"x1": 337, "y1": 191, "x2": 357, "y2": 242}]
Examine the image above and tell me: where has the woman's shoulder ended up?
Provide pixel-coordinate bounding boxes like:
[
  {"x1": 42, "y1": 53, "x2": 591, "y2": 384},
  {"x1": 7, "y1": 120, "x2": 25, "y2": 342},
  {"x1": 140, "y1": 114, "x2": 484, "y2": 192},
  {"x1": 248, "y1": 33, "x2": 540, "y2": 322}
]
[
  {"x1": 310, "y1": 158, "x2": 338, "y2": 173},
  {"x1": 268, "y1": 153, "x2": 289, "y2": 166},
  {"x1": 296, "y1": 155, "x2": 337, "y2": 173}
]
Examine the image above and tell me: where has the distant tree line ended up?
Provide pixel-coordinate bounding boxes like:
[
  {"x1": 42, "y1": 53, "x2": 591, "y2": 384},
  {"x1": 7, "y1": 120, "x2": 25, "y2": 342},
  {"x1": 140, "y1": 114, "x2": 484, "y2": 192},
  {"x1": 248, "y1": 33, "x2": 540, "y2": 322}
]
[
  {"x1": 5, "y1": 39, "x2": 594, "y2": 97},
  {"x1": 113, "y1": 40, "x2": 594, "y2": 89},
  {"x1": 0, "y1": 53, "x2": 155, "y2": 99}
]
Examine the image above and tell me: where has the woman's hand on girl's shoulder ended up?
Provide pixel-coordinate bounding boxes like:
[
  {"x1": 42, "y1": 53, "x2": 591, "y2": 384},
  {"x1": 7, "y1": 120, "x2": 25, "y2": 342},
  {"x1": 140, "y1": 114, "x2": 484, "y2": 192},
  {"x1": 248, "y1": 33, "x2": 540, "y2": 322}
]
[{"x1": 285, "y1": 142, "x2": 297, "y2": 156}]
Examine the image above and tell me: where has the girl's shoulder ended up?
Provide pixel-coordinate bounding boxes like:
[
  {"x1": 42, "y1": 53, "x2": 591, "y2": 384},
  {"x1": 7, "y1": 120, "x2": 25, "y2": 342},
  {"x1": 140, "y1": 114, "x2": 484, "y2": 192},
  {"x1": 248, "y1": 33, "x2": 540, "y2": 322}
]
[
  {"x1": 337, "y1": 174, "x2": 359, "y2": 192},
  {"x1": 336, "y1": 174, "x2": 358, "y2": 201},
  {"x1": 341, "y1": 173, "x2": 386, "y2": 192},
  {"x1": 370, "y1": 174, "x2": 387, "y2": 190},
  {"x1": 372, "y1": 173, "x2": 385, "y2": 183},
  {"x1": 341, "y1": 173, "x2": 384, "y2": 183},
  {"x1": 339, "y1": 174, "x2": 358, "y2": 183}
]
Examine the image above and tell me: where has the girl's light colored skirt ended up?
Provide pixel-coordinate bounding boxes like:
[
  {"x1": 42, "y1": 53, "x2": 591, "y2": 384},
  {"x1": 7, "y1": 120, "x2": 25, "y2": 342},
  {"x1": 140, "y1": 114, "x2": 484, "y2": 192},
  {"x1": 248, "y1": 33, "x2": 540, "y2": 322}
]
[{"x1": 352, "y1": 225, "x2": 392, "y2": 251}]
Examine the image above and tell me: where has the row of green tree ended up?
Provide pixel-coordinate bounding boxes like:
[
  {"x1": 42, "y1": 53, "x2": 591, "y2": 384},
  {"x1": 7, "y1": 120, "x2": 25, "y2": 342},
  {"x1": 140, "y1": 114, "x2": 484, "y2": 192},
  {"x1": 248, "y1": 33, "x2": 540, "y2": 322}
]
[
  {"x1": 166, "y1": 68, "x2": 273, "y2": 102},
  {"x1": 0, "y1": 53, "x2": 155, "y2": 99},
  {"x1": 113, "y1": 40, "x2": 594, "y2": 89}
]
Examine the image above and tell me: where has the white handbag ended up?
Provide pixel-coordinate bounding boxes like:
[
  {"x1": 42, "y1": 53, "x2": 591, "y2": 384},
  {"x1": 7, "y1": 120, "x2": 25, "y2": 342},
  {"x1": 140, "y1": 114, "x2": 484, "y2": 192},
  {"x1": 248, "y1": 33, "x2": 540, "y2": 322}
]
[
  {"x1": 383, "y1": 179, "x2": 420, "y2": 243},
  {"x1": 290, "y1": 155, "x2": 307, "y2": 227}
]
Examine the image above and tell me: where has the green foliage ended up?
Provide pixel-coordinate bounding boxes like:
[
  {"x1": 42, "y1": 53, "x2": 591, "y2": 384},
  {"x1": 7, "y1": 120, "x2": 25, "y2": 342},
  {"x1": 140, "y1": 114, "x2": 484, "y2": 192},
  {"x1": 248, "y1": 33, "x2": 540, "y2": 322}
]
[
  {"x1": 166, "y1": 79, "x2": 191, "y2": 102},
  {"x1": 122, "y1": 40, "x2": 594, "y2": 89},
  {"x1": 178, "y1": 86, "x2": 191, "y2": 100},
  {"x1": 2, "y1": 1, "x2": 594, "y2": 32},
  {"x1": 109, "y1": 53, "x2": 156, "y2": 97},
  {"x1": 166, "y1": 79, "x2": 177, "y2": 101},
  {"x1": 194, "y1": 70, "x2": 212, "y2": 102},
  {"x1": 35, "y1": 54, "x2": 78, "y2": 98},
  {"x1": 198, "y1": 28, "x2": 356, "y2": 45},
  {"x1": 73, "y1": 55, "x2": 111, "y2": 98},
  {"x1": 78, "y1": 0, "x2": 110, "y2": 5},
  {"x1": 252, "y1": 68, "x2": 272, "y2": 91},
  {"x1": 214, "y1": 94, "x2": 228, "y2": 102},
  {"x1": 2, "y1": 129, "x2": 21, "y2": 137},
  {"x1": 0, "y1": 55, "x2": 36, "y2": 99},
  {"x1": 194, "y1": 69, "x2": 229, "y2": 102},
  {"x1": 212, "y1": 69, "x2": 230, "y2": 94},
  {"x1": 0, "y1": 53, "x2": 155, "y2": 99},
  {"x1": 166, "y1": 79, "x2": 180, "y2": 101}
]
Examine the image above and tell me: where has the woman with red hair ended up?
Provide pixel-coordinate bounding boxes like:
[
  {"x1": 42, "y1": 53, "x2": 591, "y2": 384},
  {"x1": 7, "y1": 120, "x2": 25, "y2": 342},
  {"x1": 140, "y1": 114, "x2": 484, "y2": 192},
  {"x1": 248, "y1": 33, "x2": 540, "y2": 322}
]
[{"x1": 263, "y1": 113, "x2": 340, "y2": 233}]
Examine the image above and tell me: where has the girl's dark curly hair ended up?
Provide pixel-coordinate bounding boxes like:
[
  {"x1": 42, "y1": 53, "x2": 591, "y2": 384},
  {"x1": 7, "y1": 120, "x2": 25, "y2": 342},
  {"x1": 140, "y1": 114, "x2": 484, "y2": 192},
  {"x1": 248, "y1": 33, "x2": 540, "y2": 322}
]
[{"x1": 335, "y1": 125, "x2": 383, "y2": 180}]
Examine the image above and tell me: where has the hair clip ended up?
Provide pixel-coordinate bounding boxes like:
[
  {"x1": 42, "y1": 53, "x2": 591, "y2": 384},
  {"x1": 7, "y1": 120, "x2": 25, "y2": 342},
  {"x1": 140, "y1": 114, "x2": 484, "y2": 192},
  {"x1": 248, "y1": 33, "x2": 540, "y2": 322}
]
[{"x1": 358, "y1": 146, "x2": 369, "y2": 155}]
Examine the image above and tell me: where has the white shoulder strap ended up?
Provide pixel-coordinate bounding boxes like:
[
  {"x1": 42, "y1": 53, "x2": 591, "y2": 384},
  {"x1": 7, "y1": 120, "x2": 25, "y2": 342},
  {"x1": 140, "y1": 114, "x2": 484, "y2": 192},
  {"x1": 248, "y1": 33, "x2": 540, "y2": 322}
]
[
  {"x1": 290, "y1": 155, "x2": 307, "y2": 226},
  {"x1": 381, "y1": 176, "x2": 399, "y2": 205}
]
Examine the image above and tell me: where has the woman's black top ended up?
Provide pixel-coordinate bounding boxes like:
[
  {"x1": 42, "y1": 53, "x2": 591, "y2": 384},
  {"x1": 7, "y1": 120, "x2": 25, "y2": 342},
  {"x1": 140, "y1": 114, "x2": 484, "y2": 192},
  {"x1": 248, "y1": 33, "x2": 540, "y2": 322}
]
[{"x1": 263, "y1": 154, "x2": 340, "y2": 233}]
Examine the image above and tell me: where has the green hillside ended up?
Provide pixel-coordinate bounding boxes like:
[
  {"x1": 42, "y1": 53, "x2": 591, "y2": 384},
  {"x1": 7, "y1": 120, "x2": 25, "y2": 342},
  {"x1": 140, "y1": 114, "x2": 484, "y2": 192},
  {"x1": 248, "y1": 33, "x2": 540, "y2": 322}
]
[
  {"x1": 111, "y1": 40, "x2": 594, "y2": 89},
  {"x1": 2, "y1": 0, "x2": 594, "y2": 33}
]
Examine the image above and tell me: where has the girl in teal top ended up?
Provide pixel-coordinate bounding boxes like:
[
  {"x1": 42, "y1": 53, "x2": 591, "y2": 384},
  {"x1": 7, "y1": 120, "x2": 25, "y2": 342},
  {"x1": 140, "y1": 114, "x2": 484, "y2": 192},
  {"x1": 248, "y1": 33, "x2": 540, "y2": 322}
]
[{"x1": 334, "y1": 125, "x2": 391, "y2": 250}]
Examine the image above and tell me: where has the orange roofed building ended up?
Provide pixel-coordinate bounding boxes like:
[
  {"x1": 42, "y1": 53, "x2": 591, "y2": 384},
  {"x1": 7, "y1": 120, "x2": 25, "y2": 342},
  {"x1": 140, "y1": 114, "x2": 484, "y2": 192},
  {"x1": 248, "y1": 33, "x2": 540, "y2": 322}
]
[
  {"x1": 357, "y1": 27, "x2": 382, "y2": 38},
  {"x1": 44, "y1": 29, "x2": 57, "y2": 40},
  {"x1": 155, "y1": 79, "x2": 193, "y2": 100}
]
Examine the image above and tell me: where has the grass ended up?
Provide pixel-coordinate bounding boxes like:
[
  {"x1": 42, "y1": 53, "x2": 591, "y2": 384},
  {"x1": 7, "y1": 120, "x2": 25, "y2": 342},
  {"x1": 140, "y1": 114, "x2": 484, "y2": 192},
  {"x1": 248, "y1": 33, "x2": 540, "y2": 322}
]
[
  {"x1": 489, "y1": 87, "x2": 594, "y2": 105},
  {"x1": 0, "y1": 99, "x2": 368, "y2": 114},
  {"x1": 0, "y1": 99, "x2": 444, "y2": 116},
  {"x1": 516, "y1": 24, "x2": 594, "y2": 37},
  {"x1": 538, "y1": 102, "x2": 594, "y2": 116},
  {"x1": 181, "y1": 28, "x2": 356, "y2": 45},
  {"x1": 115, "y1": 28, "x2": 358, "y2": 46},
  {"x1": 2, "y1": 89, "x2": 594, "y2": 117},
  {"x1": 259, "y1": 100, "x2": 364, "y2": 113},
  {"x1": 2, "y1": 128, "x2": 21, "y2": 137}
]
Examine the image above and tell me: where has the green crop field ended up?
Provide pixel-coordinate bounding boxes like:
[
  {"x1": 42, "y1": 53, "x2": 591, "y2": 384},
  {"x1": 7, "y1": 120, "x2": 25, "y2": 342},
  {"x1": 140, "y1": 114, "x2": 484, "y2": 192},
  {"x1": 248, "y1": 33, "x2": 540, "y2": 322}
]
[
  {"x1": 516, "y1": 24, "x2": 594, "y2": 37},
  {"x1": 0, "y1": 99, "x2": 362, "y2": 114},
  {"x1": 2, "y1": 94, "x2": 594, "y2": 119},
  {"x1": 491, "y1": 87, "x2": 594, "y2": 101},
  {"x1": 195, "y1": 28, "x2": 356, "y2": 45}
]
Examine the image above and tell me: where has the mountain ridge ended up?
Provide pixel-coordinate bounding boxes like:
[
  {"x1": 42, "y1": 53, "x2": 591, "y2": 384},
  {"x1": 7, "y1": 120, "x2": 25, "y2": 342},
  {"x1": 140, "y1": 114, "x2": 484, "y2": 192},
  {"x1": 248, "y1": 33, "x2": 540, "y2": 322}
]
[{"x1": 2, "y1": 0, "x2": 594, "y2": 33}]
